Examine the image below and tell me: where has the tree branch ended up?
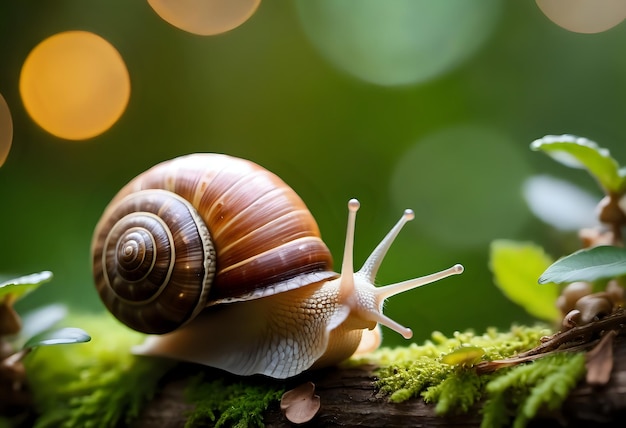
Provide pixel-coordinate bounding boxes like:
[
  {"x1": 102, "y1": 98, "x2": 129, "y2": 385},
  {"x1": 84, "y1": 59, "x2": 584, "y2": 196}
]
[{"x1": 138, "y1": 336, "x2": 626, "y2": 427}]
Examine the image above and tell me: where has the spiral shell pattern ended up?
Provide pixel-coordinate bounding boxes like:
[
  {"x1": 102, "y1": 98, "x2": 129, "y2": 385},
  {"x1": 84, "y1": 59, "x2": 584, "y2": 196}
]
[
  {"x1": 92, "y1": 154, "x2": 335, "y2": 333},
  {"x1": 93, "y1": 189, "x2": 215, "y2": 333}
]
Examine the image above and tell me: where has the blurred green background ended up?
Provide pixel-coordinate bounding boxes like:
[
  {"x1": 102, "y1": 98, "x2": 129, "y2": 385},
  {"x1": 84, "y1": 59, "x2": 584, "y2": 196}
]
[{"x1": 1, "y1": 0, "x2": 626, "y2": 347}]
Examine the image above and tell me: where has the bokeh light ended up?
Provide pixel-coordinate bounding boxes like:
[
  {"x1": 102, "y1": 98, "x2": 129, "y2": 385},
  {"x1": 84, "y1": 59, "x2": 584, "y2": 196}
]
[
  {"x1": 390, "y1": 126, "x2": 531, "y2": 248},
  {"x1": 0, "y1": 93, "x2": 13, "y2": 167},
  {"x1": 536, "y1": 0, "x2": 626, "y2": 33},
  {"x1": 19, "y1": 31, "x2": 130, "y2": 141},
  {"x1": 2, "y1": 0, "x2": 626, "y2": 344},
  {"x1": 148, "y1": 0, "x2": 261, "y2": 36},
  {"x1": 296, "y1": 0, "x2": 501, "y2": 86}
]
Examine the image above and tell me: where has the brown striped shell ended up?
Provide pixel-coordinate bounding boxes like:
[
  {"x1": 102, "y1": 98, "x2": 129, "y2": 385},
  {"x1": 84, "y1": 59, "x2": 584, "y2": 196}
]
[{"x1": 91, "y1": 154, "x2": 337, "y2": 334}]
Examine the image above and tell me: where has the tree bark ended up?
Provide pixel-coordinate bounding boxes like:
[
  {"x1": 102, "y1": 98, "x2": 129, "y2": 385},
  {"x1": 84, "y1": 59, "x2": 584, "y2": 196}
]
[{"x1": 138, "y1": 336, "x2": 626, "y2": 427}]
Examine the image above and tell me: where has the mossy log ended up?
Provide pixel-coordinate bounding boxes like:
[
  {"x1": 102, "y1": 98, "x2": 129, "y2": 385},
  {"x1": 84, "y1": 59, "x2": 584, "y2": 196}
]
[{"x1": 137, "y1": 336, "x2": 626, "y2": 427}]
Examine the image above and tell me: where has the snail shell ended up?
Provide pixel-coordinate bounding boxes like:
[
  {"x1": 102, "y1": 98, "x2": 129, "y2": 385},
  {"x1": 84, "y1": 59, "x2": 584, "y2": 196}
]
[
  {"x1": 92, "y1": 153, "x2": 464, "y2": 378},
  {"x1": 92, "y1": 153, "x2": 336, "y2": 334}
]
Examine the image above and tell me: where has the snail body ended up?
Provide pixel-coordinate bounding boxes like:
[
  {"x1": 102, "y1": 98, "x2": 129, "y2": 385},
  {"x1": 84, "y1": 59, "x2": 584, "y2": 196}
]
[{"x1": 92, "y1": 153, "x2": 463, "y2": 378}]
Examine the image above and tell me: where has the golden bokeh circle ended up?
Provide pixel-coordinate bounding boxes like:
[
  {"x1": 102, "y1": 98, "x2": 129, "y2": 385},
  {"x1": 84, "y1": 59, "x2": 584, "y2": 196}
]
[
  {"x1": 0, "y1": 93, "x2": 13, "y2": 167},
  {"x1": 148, "y1": 0, "x2": 261, "y2": 36},
  {"x1": 19, "y1": 31, "x2": 131, "y2": 141}
]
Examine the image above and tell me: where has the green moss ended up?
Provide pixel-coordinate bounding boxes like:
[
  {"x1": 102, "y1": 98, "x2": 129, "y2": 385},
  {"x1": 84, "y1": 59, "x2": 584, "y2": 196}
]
[
  {"x1": 367, "y1": 325, "x2": 549, "y2": 402},
  {"x1": 20, "y1": 316, "x2": 585, "y2": 428},
  {"x1": 21, "y1": 312, "x2": 283, "y2": 428},
  {"x1": 483, "y1": 352, "x2": 586, "y2": 428},
  {"x1": 424, "y1": 369, "x2": 484, "y2": 414},
  {"x1": 184, "y1": 374, "x2": 284, "y2": 428},
  {"x1": 362, "y1": 326, "x2": 586, "y2": 427},
  {"x1": 24, "y1": 313, "x2": 174, "y2": 428}
]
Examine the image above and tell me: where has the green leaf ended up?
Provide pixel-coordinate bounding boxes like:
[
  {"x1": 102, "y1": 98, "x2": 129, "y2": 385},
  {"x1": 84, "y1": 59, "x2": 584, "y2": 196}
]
[
  {"x1": 185, "y1": 376, "x2": 284, "y2": 428},
  {"x1": 489, "y1": 240, "x2": 560, "y2": 322},
  {"x1": 0, "y1": 271, "x2": 53, "y2": 303},
  {"x1": 538, "y1": 245, "x2": 626, "y2": 284},
  {"x1": 441, "y1": 345, "x2": 485, "y2": 366},
  {"x1": 23, "y1": 327, "x2": 91, "y2": 349},
  {"x1": 24, "y1": 313, "x2": 165, "y2": 428},
  {"x1": 530, "y1": 135, "x2": 625, "y2": 193}
]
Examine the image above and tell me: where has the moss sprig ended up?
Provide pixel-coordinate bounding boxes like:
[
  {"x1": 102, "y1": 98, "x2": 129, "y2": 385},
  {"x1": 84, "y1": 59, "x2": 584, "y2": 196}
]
[
  {"x1": 24, "y1": 313, "x2": 173, "y2": 428},
  {"x1": 367, "y1": 326, "x2": 585, "y2": 427},
  {"x1": 184, "y1": 374, "x2": 284, "y2": 428},
  {"x1": 370, "y1": 325, "x2": 549, "y2": 402},
  {"x1": 482, "y1": 352, "x2": 586, "y2": 428},
  {"x1": 423, "y1": 369, "x2": 484, "y2": 414}
]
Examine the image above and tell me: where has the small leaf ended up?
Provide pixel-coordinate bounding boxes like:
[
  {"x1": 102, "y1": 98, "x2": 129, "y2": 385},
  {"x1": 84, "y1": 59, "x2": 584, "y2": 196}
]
[
  {"x1": 280, "y1": 382, "x2": 320, "y2": 424},
  {"x1": 489, "y1": 240, "x2": 560, "y2": 322},
  {"x1": 585, "y1": 330, "x2": 616, "y2": 386},
  {"x1": 530, "y1": 135, "x2": 625, "y2": 193},
  {"x1": 441, "y1": 345, "x2": 485, "y2": 366},
  {"x1": 538, "y1": 245, "x2": 626, "y2": 284},
  {"x1": 0, "y1": 271, "x2": 53, "y2": 302},
  {"x1": 23, "y1": 327, "x2": 91, "y2": 349}
]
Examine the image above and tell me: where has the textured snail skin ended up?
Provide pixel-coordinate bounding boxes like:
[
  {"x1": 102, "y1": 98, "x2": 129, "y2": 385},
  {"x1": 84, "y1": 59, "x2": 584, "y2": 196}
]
[
  {"x1": 93, "y1": 153, "x2": 464, "y2": 378},
  {"x1": 134, "y1": 278, "x2": 367, "y2": 378}
]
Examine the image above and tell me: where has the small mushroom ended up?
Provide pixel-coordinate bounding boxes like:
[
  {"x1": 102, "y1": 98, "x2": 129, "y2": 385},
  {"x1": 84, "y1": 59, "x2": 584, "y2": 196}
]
[
  {"x1": 556, "y1": 282, "x2": 592, "y2": 316},
  {"x1": 576, "y1": 293, "x2": 613, "y2": 325},
  {"x1": 597, "y1": 195, "x2": 626, "y2": 227},
  {"x1": 562, "y1": 309, "x2": 581, "y2": 330},
  {"x1": 578, "y1": 227, "x2": 615, "y2": 248},
  {"x1": 280, "y1": 381, "x2": 321, "y2": 424},
  {"x1": 605, "y1": 280, "x2": 624, "y2": 306}
]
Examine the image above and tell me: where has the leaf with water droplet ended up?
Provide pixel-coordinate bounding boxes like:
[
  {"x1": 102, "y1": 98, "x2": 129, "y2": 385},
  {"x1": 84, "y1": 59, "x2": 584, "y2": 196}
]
[
  {"x1": 530, "y1": 135, "x2": 626, "y2": 193},
  {"x1": 0, "y1": 271, "x2": 53, "y2": 303},
  {"x1": 23, "y1": 327, "x2": 91, "y2": 349}
]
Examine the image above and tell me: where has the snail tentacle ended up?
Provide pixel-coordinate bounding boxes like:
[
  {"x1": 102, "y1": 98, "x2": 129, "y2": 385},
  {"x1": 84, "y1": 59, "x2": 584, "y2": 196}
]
[{"x1": 93, "y1": 154, "x2": 464, "y2": 378}]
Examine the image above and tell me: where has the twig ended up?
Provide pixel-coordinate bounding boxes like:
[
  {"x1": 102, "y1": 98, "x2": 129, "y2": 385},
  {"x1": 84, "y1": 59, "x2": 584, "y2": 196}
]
[{"x1": 476, "y1": 308, "x2": 626, "y2": 374}]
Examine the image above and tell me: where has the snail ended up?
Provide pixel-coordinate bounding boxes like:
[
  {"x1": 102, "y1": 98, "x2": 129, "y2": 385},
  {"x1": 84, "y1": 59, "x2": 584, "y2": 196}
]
[{"x1": 92, "y1": 153, "x2": 464, "y2": 378}]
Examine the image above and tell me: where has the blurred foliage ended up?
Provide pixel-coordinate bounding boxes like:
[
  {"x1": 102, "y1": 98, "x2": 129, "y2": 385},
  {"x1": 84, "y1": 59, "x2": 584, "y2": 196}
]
[
  {"x1": 530, "y1": 135, "x2": 626, "y2": 287},
  {"x1": 489, "y1": 240, "x2": 559, "y2": 322},
  {"x1": 0, "y1": 271, "x2": 52, "y2": 302},
  {"x1": 24, "y1": 313, "x2": 170, "y2": 428},
  {"x1": 2, "y1": 1, "x2": 626, "y2": 347}
]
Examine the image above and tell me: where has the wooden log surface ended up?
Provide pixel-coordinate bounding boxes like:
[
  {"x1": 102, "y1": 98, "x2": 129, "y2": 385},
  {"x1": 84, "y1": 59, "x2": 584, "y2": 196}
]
[{"x1": 138, "y1": 336, "x2": 626, "y2": 427}]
